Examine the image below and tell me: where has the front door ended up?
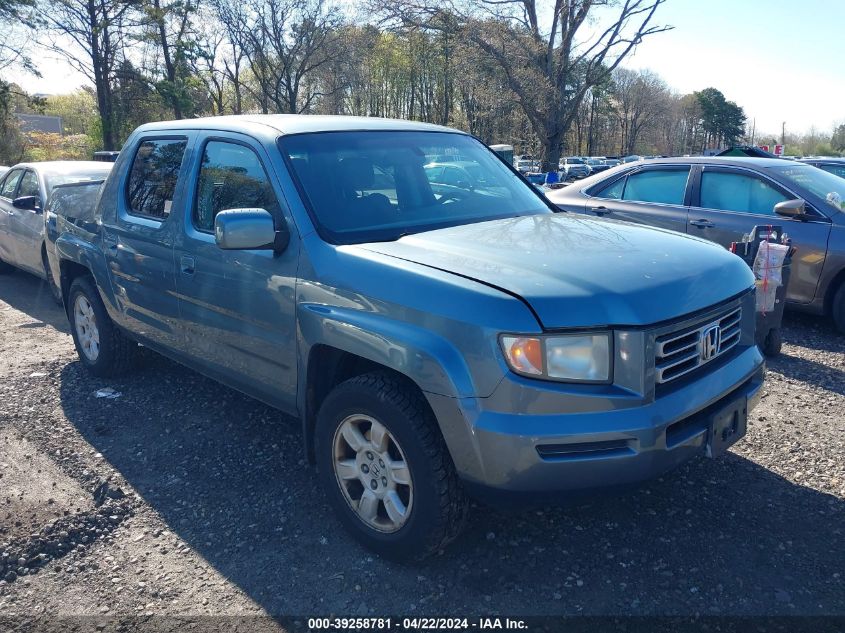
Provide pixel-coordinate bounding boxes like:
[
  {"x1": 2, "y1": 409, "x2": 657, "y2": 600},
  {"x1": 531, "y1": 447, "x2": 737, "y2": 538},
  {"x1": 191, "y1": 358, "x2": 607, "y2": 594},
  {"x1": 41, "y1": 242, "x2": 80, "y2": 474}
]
[
  {"x1": 174, "y1": 134, "x2": 299, "y2": 412},
  {"x1": 584, "y1": 165, "x2": 691, "y2": 234},
  {"x1": 0, "y1": 168, "x2": 24, "y2": 266},
  {"x1": 687, "y1": 166, "x2": 832, "y2": 304},
  {"x1": 103, "y1": 135, "x2": 193, "y2": 351},
  {"x1": 7, "y1": 169, "x2": 45, "y2": 275}
]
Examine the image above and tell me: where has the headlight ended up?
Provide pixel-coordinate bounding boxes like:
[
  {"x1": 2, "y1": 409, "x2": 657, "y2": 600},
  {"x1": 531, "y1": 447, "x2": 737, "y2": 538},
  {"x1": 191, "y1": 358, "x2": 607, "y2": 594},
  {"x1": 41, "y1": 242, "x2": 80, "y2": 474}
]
[{"x1": 500, "y1": 333, "x2": 611, "y2": 382}]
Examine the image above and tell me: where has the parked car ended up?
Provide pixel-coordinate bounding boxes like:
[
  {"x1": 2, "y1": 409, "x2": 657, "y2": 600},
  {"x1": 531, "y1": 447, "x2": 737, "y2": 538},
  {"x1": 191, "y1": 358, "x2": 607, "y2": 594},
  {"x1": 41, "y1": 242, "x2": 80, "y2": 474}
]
[
  {"x1": 44, "y1": 179, "x2": 108, "y2": 296},
  {"x1": 0, "y1": 161, "x2": 113, "y2": 301},
  {"x1": 800, "y1": 157, "x2": 845, "y2": 179},
  {"x1": 55, "y1": 115, "x2": 763, "y2": 560},
  {"x1": 586, "y1": 157, "x2": 611, "y2": 174},
  {"x1": 547, "y1": 156, "x2": 845, "y2": 331},
  {"x1": 559, "y1": 157, "x2": 591, "y2": 179}
]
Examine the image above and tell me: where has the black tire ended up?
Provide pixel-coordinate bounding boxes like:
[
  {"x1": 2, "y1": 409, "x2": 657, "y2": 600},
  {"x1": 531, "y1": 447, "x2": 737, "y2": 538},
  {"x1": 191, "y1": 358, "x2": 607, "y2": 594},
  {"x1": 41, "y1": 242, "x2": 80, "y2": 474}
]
[
  {"x1": 67, "y1": 276, "x2": 139, "y2": 377},
  {"x1": 42, "y1": 251, "x2": 63, "y2": 305},
  {"x1": 315, "y1": 372, "x2": 468, "y2": 561},
  {"x1": 832, "y1": 283, "x2": 845, "y2": 335},
  {"x1": 762, "y1": 328, "x2": 782, "y2": 357}
]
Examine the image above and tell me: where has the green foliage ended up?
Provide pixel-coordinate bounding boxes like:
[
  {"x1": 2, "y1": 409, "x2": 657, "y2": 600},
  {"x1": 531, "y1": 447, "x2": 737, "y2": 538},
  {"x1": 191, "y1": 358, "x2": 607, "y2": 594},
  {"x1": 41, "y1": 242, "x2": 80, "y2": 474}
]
[
  {"x1": 695, "y1": 87, "x2": 746, "y2": 148},
  {"x1": 23, "y1": 131, "x2": 94, "y2": 161}
]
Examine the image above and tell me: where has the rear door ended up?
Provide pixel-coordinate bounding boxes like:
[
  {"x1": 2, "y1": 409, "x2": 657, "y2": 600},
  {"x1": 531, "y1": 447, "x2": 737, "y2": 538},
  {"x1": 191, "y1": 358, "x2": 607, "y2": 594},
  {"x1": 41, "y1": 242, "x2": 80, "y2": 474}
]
[
  {"x1": 7, "y1": 169, "x2": 45, "y2": 274},
  {"x1": 687, "y1": 165, "x2": 832, "y2": 304},
  {"x1": 103, "y1": 134, "x2": 194, "y2": 351},
  {"x1": 0, "y1": 168, "x2": 24, "y2": 265},
  {"x1": 584, "y1": 164, "x2": 691, "y2": 233},
  {"x1": 174, "y1": 133, "x2": 300, "y2": 412}
]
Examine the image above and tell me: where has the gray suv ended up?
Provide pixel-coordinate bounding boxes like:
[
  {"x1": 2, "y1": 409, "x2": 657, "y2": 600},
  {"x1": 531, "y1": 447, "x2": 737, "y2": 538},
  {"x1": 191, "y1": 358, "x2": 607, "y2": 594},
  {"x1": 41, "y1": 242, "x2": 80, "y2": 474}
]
[
  {"x1": 548, "y1": 157, "x2": 845, "y2": 332},
  {"x1": 55, "y1": 116, "x2": 764, "y2": 559}
]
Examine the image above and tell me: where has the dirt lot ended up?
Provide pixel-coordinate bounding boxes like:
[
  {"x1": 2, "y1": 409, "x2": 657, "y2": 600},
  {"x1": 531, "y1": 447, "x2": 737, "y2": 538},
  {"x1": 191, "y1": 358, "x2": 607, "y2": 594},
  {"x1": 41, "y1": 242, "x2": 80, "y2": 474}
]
[{"x1": 0, "y1": 271, "x2": 843, "y2": 624}]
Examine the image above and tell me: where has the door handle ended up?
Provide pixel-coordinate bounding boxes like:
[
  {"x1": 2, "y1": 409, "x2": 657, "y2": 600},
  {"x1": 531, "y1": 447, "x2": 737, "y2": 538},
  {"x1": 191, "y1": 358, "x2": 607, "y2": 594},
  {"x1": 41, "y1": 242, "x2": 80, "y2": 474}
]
[
  {"x1": 180, "y1": 255, "x2": 195, "y2": 275},
  {"x1": 690, "y1": 219, "x2": 715, "y2": 228},
  {"x1": 590, "y1": 206, "x2": 612, "y2": 216}
]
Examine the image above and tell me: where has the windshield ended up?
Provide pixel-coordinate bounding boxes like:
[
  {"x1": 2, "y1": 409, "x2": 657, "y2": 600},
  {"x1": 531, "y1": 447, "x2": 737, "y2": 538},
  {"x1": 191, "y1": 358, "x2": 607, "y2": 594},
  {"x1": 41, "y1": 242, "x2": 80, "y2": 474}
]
[
  {"x1": 770, "y1": 163, "x2": 845, "y2": 212},
  {"x1": 567, "y1": 158, "x2": 585, "y2": 165},
  {"x1": 280, "y1": 131, "x2": 549, "y2": 244}
]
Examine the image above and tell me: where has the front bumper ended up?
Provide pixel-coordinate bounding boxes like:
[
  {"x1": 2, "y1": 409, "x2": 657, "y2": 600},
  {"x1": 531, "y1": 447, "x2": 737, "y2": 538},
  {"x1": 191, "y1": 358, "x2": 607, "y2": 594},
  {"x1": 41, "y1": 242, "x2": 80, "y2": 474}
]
[{"x1": 426, "y1": 344, "x2": 765, "y2": 505}]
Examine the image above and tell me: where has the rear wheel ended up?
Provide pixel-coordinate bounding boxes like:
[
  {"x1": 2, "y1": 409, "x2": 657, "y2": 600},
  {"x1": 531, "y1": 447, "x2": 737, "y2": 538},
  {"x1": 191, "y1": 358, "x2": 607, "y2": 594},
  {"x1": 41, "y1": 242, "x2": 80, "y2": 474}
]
[
  {"x1": 68, "y1": 276, "x2": 139, "y2": 377},
  {"x1": 761, "y1": 328, "x2": 782, "y2": 357},
  {"x1": 42, "y1": 251, "x2": 62, "y2": 304},
  {"x1": 315, "y1": 372, "x2": 468, "y2": 561},
  {"x1": 832, "y1": 283, "x2": 845, "y2": 335}
]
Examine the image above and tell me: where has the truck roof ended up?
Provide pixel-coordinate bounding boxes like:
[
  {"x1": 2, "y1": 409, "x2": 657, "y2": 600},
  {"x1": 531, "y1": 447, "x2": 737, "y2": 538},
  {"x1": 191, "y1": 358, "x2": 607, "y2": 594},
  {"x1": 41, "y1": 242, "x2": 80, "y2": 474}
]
[{"x1": 134, "y1": 114, "x2": 461, "y2": 137}]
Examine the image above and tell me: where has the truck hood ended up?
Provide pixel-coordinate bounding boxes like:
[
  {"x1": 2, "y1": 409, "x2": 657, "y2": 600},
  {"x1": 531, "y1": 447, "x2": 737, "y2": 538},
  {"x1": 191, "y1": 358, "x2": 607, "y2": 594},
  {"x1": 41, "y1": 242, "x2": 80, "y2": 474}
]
[{"x1": 359, "y1": 214, "x2": 754, "y2": 329}]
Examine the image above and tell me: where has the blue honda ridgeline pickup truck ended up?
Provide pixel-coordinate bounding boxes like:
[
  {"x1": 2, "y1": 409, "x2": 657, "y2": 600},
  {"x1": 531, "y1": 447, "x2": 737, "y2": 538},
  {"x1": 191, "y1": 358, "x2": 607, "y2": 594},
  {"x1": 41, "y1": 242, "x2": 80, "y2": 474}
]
[{"x1": 54, "y1": 115, "x2": 764, "y2": 560}]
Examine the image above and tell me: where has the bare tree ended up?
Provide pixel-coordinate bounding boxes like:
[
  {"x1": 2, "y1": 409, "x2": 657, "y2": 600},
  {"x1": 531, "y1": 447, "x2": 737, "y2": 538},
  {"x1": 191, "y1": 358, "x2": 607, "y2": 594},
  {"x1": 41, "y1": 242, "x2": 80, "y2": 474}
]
[
  {"x1": 230, "y1": 0, "x2": 344, "y2": 114},
  {"x1": 373, "y1": 0, "x2": 670, "y2": 170},
  {"x1": 41, "y1": 0, "x2": 136, "y2": 149},
  {"x1": 612, "y1": 67, "x2": 668, "y2": 155}
]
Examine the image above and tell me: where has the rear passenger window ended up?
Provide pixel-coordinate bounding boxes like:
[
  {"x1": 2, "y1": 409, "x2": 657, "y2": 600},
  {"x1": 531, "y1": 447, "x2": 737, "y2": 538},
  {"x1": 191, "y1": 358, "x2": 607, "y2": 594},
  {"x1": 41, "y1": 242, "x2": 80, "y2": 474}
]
[
  {"x1": 700, "y1": 171, "x2": 788, "y2": 215},
  {"x1": 127, "y1": 138, "x2": 188, "y2": 220},
  {"x1": 194, "y1": 141, "x2": 280, "y2": 233},
  {"x1": 622, "y1": 168, "x2": 690, "y2": 205}
]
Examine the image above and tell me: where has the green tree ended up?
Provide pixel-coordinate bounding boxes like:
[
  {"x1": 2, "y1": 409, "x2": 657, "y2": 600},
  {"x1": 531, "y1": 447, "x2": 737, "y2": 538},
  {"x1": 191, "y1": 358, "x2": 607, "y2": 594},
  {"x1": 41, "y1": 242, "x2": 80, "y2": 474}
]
[{"x1": 832, "y1": 124, "x2": 845, "y2": 153}]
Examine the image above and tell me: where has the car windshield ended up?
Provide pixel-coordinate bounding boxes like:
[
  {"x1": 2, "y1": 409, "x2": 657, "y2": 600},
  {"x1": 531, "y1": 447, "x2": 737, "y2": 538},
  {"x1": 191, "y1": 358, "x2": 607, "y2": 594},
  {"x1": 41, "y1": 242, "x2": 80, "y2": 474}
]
[
  {"x1": 769, "y1": 163, "x2": 845, "y2": 212},
  {"x1": 567, "y1": 158, "x2": 585, "y2": 164},
  {"x1": 280, "y1": 131, "x2": 549, "y2": 244}
]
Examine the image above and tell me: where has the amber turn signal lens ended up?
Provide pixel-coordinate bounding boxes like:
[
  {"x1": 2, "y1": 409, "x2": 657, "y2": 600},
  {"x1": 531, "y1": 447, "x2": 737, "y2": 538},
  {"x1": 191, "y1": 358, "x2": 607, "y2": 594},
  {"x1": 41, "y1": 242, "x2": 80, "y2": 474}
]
[{"x1": 501, "y1": 336, "x2": 543, "y2": 375}]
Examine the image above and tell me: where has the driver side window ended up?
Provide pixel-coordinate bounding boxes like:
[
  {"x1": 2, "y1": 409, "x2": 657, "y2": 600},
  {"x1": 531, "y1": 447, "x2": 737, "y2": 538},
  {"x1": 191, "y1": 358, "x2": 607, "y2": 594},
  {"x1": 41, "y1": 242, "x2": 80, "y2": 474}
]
[
  {"x1": 700, "y1": 171, "x2": 788, "y2": 215},
  {"x1": 194, "y1": 141, "x2": 281, "y2": 233},
  {"x1": 17, "y1": 171, "x2": 41, "y2": 207},
  {"x1": 0, "y1": 169, "x2": 23, "y2": 199}
]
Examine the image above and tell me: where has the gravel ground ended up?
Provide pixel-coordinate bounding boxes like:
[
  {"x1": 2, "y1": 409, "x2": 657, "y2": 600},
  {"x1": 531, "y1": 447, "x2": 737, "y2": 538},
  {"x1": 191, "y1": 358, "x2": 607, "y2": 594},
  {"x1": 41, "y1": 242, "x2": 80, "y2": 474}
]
[{"x1": 0, "y1": 271, "x2": 843, "y2": 624}]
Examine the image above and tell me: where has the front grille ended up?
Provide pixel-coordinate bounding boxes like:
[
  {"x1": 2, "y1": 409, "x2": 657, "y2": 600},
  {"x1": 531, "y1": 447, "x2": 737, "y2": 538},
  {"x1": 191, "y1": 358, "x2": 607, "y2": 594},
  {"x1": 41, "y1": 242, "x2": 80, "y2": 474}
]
[{"x1": 655, "y1": 306, "x2": 742, "y2": 384}]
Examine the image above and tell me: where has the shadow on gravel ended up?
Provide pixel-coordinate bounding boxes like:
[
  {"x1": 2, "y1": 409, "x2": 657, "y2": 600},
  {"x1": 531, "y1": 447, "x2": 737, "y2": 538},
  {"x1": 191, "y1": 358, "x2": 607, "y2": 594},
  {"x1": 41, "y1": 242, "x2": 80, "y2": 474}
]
[
  {"x1": 56, "y1": 353, "x2": 845, "y2": 617},
  {"x1": 0, "y1": 271, "x2": 69, "y2": 332},
  {"x1": 768, "y1": 352, "x2": 845, "y2": 396}
]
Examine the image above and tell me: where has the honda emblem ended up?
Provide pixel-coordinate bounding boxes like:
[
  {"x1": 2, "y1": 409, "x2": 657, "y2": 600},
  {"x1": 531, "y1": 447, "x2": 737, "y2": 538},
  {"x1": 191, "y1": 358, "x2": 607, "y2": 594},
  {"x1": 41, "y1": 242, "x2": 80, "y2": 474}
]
[{"x1": 701, "y1": 325, "x2": 722, "y2": 361}]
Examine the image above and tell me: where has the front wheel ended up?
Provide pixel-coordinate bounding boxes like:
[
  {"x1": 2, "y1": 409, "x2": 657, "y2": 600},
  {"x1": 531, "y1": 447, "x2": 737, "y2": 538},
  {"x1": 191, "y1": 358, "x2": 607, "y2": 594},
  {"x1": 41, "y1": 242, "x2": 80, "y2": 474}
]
[
  {"x1": 315, "y1": 372, "x2": 468, "y2": 561},
  {"x1": 68, "y1": 276, "x2": 139, "y2": 377}
]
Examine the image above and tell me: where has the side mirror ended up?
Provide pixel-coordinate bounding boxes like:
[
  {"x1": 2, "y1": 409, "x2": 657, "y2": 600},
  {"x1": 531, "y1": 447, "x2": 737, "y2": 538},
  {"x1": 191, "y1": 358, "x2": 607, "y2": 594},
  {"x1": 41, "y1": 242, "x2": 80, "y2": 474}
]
[
  {"x1": 774, "y1": 199, "x2": 806, "y2": 219},
  {"x1": 13, "y1": 196, "x2": 39, "y2": 212},
  {"x1": 214, "y1": 208, "x2": 289, "y2": 253}
]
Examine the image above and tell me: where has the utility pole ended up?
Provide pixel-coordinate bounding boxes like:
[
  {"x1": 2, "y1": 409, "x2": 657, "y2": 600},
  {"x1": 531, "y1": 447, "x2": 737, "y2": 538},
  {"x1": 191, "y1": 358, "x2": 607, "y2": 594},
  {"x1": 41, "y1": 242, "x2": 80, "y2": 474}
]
[
  {"x1": 750, "y1": 118, "x2": 756, "y2": 146},
  {"x1": 781, "y1": 121, "x2": 786, "y2": 146}
]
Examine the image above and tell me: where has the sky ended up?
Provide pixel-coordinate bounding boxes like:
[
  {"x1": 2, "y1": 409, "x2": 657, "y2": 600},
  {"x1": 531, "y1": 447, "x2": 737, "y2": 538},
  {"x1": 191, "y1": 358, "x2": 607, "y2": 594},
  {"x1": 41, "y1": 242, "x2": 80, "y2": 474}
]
[
  {"x1": 5, "y1": 0, "x2": 844, "y2": 136},
  {"x1": 617, "y1": 0, "x2": 845, "y2": 136}
]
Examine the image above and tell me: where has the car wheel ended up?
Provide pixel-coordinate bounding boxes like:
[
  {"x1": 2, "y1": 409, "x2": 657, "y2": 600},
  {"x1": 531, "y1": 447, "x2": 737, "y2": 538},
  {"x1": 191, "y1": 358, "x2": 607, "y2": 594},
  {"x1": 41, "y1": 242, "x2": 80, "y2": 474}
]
[
  {"x1": 42, "y1": 251, "x2": 62, "y2": 305},
  {"x1": 761, "y1": 328, "x2": 782, "y2": 357},
  {"x1": 833, "y1": 283, "x2": 845, "y2": 335},
  {"x1": 315, "y1": 372, "x2": 468, "y2": 561},
  {"x1": 68, "y1": 276, "x2": 139, "y2": 377}
]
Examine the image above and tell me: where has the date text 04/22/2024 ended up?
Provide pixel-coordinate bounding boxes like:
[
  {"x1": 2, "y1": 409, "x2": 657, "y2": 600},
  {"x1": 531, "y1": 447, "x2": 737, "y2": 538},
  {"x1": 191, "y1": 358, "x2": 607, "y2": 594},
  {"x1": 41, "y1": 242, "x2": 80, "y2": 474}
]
[{"x1": 306, "y1": 617, "x2": 528, "y2": 630}]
